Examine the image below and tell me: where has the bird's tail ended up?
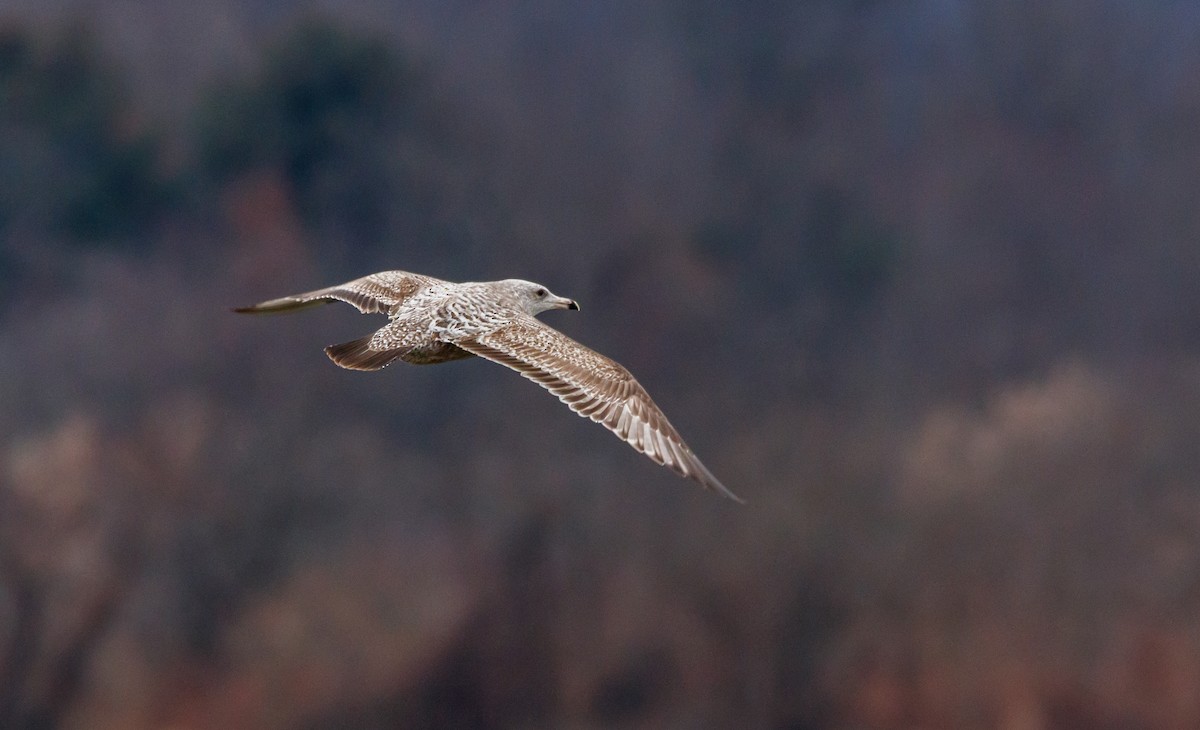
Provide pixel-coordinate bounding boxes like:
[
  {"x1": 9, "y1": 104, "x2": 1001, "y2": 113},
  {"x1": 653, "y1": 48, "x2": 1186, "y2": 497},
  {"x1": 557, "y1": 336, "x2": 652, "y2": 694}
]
[{"x1": 324, "y1": 336, "x2": 404, "y2": 371}]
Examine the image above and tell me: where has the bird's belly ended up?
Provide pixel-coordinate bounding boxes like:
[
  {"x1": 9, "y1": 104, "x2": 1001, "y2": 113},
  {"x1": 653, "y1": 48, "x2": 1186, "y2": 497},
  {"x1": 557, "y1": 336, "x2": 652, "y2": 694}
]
[{"x1": 401, "y1": 342, "x2": 474, "y2": 365}]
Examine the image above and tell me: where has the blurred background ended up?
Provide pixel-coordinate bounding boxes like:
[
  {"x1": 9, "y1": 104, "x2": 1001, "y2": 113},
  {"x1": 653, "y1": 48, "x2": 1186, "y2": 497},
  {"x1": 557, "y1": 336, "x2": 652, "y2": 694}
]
[{"x1": 2, "y1": 1, "x2": 1199, "y2": 728}]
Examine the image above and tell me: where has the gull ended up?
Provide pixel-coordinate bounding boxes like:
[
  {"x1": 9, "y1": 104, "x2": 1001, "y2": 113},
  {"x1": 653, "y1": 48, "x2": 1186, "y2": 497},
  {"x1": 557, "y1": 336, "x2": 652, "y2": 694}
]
[{"x1": 234, "y1": 270, "x2": 742, "y2": 502}]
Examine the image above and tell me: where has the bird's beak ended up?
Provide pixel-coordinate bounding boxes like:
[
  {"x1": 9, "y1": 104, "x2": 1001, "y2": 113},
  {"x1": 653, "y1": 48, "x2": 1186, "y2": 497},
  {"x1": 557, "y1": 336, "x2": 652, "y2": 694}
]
[{"x1": 553, "y1": 296, "x2": 580, "y2": 311}]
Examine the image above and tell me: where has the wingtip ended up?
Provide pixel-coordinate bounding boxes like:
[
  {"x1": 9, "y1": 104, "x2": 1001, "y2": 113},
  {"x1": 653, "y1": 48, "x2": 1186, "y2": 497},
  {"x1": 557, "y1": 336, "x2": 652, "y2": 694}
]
[
  {"x1": 685, "y1": 470, "x2": 745, "y2": 503},
  {"x1": 711, "y1": 481, "x2": 747, "y2": 504},
  {"x1": 229, "y1": 296, "x2": 335, "y2": 315},
  {"x1": 686, "y1": 457, "x2": 745, "y2": 503}
]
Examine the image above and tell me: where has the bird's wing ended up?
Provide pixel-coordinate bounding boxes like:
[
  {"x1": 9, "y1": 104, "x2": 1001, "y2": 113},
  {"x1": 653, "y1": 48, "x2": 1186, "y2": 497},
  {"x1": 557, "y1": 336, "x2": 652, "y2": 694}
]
[
  {"x1": 233, "y1": 271, "x2": 443, "y2": 316},
  {"x1": 451, "y1": 314, "x2": 742, "y2": 502}
]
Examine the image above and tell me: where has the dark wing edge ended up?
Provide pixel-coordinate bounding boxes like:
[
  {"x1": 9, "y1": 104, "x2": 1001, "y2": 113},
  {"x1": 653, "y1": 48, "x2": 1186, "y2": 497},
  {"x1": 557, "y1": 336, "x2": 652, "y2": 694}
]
[
  {"x1": 454, "y1": 318, "x2": 744, "y2": 503},
  {"x1": 232, "y1": 271, "x2": 438, "y2": 316}
]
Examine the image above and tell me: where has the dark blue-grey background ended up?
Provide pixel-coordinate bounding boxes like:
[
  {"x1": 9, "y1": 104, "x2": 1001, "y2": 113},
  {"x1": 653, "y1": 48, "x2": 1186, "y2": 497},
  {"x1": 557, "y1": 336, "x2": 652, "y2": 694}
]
[{"x1": 2, "y1": 2, "x2": 1199, "y2": 727}]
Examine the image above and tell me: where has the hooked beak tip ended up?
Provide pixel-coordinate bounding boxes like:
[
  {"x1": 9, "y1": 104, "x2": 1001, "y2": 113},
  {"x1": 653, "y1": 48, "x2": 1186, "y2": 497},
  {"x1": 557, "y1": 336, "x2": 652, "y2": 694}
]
[{"x1": 567, "y1": 300, "x2": 580, "y2": 311}]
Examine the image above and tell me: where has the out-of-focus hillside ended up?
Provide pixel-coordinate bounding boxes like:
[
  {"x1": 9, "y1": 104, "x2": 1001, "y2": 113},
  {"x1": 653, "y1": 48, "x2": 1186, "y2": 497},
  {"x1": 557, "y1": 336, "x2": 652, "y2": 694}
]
[{"x1": 2, "y1": 2, "x2": 1200, "y2": 728}]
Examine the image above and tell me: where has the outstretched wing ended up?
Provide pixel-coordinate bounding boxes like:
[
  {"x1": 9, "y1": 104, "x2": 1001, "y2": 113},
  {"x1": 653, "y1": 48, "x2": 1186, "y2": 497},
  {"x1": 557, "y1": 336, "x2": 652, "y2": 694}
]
[
  {"x1": 233, "y1": 270, "x2": 443, "y2": 316},
  {"x1": 452, "y1": 315, "x2": 743, "y2": 502}
]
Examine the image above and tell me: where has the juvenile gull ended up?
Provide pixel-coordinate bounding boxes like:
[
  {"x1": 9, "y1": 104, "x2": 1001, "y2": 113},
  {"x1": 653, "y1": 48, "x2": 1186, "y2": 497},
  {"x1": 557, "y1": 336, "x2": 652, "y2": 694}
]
[{"x1": 235, "y1": 270, "x2": 742, "y2": 502}]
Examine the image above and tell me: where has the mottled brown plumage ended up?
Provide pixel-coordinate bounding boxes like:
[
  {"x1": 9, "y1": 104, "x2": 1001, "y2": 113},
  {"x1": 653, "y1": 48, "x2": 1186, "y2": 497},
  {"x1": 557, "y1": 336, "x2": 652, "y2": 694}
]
[{"x1": 235, "y1": 270, "x2": 742, "y2": 502}]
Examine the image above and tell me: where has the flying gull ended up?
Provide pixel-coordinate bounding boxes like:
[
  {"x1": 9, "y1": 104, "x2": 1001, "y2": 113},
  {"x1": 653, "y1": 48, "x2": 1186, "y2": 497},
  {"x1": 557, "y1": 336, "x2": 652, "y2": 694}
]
[{"x1": 234, "y1": 270, "x2": 742, "y2": 502}]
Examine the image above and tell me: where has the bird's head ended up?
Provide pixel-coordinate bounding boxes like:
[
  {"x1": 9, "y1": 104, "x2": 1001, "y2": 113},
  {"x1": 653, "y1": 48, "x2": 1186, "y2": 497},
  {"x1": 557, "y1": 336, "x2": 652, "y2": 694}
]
[{"x1": 502, "y1": 279, "x2": 580, "y2": 316}]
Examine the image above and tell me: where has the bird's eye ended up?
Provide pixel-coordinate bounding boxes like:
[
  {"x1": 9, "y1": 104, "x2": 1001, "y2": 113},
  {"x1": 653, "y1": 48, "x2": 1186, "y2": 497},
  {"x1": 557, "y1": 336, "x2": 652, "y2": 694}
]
[{"x1": 535, "y1": 288, "x2": 547, "y2": 298}]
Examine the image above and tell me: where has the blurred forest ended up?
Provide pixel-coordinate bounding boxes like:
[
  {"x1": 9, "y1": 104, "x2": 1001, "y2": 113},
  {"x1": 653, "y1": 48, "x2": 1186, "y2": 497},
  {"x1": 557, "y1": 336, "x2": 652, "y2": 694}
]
[{"x1": 2, "y1": 1, "x2": 1200, "y2": 728}]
